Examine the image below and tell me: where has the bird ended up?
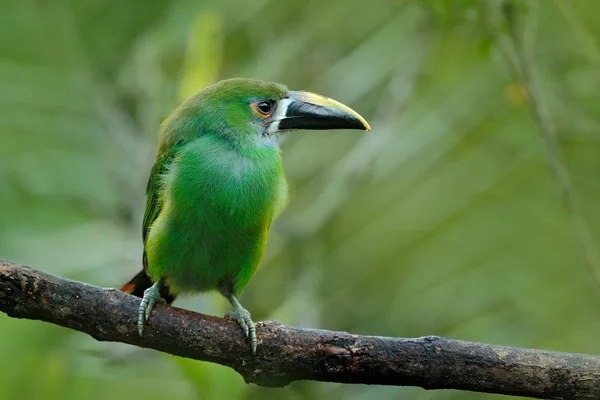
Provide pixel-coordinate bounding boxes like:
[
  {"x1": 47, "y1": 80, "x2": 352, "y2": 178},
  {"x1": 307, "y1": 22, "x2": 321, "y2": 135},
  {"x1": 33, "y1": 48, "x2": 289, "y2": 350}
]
[{"x1": 120, "y1": 78, "x2": 370, "y2": 353}]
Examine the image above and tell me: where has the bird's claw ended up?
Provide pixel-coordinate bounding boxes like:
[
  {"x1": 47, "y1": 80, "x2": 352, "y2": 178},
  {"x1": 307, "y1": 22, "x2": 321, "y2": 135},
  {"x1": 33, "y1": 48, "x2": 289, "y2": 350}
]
[
  {"x1": 226, "y1": 307, "x2": 257, "y2": 354},
  {"x1": 138, "y1": 281, "x2": 163, "y2": 336}
]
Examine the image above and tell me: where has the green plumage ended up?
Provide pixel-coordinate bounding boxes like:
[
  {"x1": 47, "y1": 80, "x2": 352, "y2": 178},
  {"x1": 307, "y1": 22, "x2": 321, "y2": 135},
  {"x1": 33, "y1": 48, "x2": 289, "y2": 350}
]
[
  {"x1": 144, "y1": 80, "x2": 287, "y2": 296},
  {"x1": 124, "y1": 77, "x2": 370, "y2": 352}
]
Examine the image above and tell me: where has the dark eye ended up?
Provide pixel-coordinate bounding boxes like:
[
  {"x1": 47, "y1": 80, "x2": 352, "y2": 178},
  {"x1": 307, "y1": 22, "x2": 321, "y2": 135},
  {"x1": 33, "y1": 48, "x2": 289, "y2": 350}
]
[{"x1": 257, "y1": 100, "x2": 273, "y2": 115}]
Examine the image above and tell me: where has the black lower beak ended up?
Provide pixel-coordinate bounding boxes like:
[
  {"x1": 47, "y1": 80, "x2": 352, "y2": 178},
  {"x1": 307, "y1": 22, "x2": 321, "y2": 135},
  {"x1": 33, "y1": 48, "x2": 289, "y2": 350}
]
[{"x1": 275, "y1": 91, "x2": 371, "y2": 132}]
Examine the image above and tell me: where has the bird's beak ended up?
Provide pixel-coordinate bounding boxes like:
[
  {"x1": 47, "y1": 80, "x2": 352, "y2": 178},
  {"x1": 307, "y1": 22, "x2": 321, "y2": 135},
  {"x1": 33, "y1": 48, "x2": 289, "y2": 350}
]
[{"x1": 269, "y1": 91, "x2": 371, "y2": 133}]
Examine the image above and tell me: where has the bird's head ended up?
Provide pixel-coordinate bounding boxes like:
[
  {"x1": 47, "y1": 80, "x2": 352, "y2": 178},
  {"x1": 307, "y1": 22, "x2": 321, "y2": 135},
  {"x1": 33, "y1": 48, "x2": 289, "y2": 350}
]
[{"x1": 166, "y1": 78, "x2": 370, "y2": 151}]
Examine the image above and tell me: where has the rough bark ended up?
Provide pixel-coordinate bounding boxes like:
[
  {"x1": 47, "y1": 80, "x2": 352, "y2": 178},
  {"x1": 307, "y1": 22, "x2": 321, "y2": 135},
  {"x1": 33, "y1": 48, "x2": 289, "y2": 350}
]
[{"x1": 1, "y1": 259, "x2": 599, "y2": 399}]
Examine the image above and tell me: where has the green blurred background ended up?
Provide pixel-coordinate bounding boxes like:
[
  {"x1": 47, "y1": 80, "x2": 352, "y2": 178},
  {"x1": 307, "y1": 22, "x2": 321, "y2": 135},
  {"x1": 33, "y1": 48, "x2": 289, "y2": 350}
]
[{"x1": 2, "y1": 0, "x2": 600, "y2": 399}]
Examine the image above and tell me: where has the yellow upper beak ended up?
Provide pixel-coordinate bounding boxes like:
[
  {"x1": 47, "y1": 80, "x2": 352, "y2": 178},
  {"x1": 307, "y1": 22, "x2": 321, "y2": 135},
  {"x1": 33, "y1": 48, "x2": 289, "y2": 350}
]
[{"x1": 273, "y1": 91, "x2": 371, "y2": 132}]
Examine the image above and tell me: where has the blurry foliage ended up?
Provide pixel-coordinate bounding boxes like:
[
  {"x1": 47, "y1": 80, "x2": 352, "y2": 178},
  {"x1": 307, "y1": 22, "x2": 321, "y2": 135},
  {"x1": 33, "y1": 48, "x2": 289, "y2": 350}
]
[{"x1": 1, "y1": 0, "x2": 600, "y2": 399}]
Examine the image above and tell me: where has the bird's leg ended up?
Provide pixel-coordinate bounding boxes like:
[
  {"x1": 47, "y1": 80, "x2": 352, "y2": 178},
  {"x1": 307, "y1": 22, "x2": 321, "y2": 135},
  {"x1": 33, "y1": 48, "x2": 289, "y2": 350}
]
[
  {"x1": 137, "y1": 279, "x2": 165, "y2": 336},
  {"x1": 225, "y1": 294, "x2": 257, "y2": 354}
]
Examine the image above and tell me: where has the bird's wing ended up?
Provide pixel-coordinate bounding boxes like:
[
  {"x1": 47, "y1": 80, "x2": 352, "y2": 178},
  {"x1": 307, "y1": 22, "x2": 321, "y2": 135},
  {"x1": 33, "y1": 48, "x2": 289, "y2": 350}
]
[{"x1": 142, "y1": 142, "x2": 183, "y2": 273}]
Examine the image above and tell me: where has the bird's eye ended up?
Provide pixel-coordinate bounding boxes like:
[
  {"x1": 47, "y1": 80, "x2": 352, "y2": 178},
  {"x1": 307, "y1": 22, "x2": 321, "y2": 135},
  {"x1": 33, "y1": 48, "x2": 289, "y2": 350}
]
[
  {"x1": 252, "y1": 100, "x2": 274, "y2": 118},
  {"x1": 258, "y1": 101, "x2": 272, "y2": 113}
]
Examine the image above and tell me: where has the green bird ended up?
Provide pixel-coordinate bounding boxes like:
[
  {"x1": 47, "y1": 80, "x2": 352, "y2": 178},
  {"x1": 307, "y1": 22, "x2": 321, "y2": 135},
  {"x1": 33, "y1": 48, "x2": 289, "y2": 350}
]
[{"x1": 121, "y1": 78, "x2": 370, "y2": 353}]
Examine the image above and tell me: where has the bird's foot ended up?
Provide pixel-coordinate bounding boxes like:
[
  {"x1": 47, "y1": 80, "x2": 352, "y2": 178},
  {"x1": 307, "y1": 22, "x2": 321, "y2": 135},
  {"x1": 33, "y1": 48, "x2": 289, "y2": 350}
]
[
  {"x1": 226, "y1": 306, "x2": 257, "y2": 354},
  {"x1": 137, "y1": 280, "x2": 165, "y2": 336}
]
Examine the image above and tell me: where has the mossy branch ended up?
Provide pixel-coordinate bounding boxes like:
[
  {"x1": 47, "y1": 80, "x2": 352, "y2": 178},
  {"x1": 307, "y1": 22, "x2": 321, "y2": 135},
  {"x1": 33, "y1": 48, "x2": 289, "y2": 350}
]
[{"x1": 1, "y1": 259, "x2": 599, "y2": 399}]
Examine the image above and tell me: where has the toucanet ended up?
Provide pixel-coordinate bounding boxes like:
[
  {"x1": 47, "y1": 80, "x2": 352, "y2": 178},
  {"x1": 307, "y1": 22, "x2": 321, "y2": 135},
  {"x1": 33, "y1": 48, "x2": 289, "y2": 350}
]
[{"x1": 121, "y1": 78, "x2": 370, "y2": 353}]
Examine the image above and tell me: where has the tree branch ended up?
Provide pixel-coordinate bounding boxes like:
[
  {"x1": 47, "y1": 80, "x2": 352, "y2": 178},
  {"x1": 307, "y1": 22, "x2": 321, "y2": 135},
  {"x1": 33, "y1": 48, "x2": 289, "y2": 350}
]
[{"x1": 1, "y1": 259, "x2": 599, "y2": 399}]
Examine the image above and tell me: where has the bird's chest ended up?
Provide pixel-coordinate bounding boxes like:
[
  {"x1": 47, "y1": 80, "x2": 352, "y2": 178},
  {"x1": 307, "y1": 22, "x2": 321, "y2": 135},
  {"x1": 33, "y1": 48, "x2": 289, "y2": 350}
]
[
  {"x1": 168, "y1": 140, "x2": 284, "y2": 229},
  {"x1": 208, "y1": 162, "x2": 279, "y2": 224}
]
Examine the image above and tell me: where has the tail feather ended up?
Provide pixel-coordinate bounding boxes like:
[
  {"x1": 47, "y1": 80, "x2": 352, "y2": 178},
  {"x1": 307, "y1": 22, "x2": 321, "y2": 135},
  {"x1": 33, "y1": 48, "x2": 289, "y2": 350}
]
[{"x1": 120, "y1": 270, "x2": 177, "y2": 304}]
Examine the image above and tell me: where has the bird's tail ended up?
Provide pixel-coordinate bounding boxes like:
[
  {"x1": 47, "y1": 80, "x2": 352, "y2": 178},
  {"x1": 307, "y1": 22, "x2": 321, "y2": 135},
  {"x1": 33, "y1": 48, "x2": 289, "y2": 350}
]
[{"x1": 120, "y1": 270, "x2": 177, "y2": 304}]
